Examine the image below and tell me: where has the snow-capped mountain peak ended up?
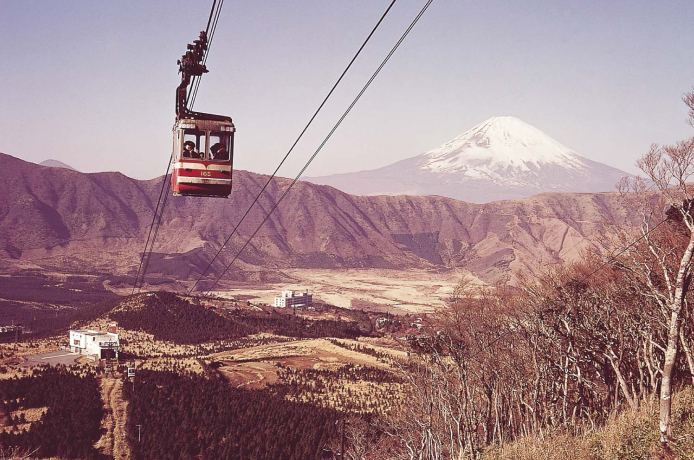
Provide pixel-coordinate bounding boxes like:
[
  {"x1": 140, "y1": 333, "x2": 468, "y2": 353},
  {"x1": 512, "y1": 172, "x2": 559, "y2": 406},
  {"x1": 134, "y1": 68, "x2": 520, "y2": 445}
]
[
  {"x1": 304, "y1": 116, "x2": 629, "y2": 203},
  {"x1": 422, "y1": 116, "x2": 585, "y2": 175}
]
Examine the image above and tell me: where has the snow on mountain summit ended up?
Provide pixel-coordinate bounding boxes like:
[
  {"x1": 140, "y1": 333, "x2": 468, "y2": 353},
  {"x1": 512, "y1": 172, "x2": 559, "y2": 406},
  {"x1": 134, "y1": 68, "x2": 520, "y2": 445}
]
[
  {"x1": 305, "y1": 116, "x2": 629, "y2": 203},
  {"x1": 422, "y1": 116, "x2": 586, "y2": 177}
]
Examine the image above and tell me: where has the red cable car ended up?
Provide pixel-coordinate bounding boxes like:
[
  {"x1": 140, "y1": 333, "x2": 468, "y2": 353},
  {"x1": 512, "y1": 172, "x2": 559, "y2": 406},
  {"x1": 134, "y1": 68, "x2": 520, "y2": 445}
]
[
  {"x1": 171, "y1": 31, "x2": 236, "y2": 198},
  {"x1": 172, "y1": 118, "x2": 235, "y2": 197}
]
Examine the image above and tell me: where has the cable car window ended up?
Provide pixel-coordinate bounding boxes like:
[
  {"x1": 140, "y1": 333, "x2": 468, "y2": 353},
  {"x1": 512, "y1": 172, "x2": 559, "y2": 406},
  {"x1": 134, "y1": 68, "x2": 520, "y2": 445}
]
[
  {"x1": 182, "y1": 130, "x2": 204, "y2": 159},
  {"x1": 210, "y1": 132, "x2": 231, "y2": 161}
]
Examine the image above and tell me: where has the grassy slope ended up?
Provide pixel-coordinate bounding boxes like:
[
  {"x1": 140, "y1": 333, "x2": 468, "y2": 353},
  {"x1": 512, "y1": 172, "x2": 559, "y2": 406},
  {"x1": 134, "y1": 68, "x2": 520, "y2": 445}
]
[{"x1": 481, "y1": 387, "x2": 694, "y2": 460}]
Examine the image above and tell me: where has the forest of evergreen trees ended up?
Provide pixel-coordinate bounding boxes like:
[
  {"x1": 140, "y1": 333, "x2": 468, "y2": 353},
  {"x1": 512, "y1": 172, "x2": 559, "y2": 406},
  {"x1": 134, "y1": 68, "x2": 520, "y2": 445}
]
[
  {"x1": 123, "y1": 370, "x2": 341, "y2": 460},
  {"x1": 112, "y1": 292, "x2": 369, "y2": 344},
  {"x1": 0, "y1": 273, "x2": 118, "y2": 338},
  {"x1": 0, "y1": 367, "x2": 103, "y2": 459}
]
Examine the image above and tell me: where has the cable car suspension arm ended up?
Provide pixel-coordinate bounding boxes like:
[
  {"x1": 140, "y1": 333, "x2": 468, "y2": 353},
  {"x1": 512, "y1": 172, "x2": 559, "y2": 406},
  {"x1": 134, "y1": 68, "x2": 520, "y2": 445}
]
[{"x1": 176, "y1": 31, "x2": 228, "y2": 121}]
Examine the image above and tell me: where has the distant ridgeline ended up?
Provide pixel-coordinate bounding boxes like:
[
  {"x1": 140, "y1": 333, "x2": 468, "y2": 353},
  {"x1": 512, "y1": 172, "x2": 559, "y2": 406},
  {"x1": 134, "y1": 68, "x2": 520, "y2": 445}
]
[{"x1": 0, "y1": 152, "x2": 643, "y2": 285}]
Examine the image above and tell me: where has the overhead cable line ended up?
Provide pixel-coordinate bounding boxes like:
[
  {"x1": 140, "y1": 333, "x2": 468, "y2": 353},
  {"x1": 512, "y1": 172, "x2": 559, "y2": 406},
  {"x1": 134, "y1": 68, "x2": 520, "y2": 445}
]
[
  {"x1": 133, "y1": 0, "x2": 223, "y2": 293},
  {"x1": 137, "y1": 176, "x2": 173, "y2": 290},
  {"x1": 187, "y1": 0, "x2": 399, "y2": 294},
  {"x1": 131, "y1": 162, "x2": 173, "y2": 294},
  {"x1": 204, "y1": 0, "x2": 218, "y2": 33},
  {"x1": 202, "y1": 0, "x2": 435, "y2": 296},
  {"x1": 190, "y1": 0, "x2": 225, "y2": 109}
]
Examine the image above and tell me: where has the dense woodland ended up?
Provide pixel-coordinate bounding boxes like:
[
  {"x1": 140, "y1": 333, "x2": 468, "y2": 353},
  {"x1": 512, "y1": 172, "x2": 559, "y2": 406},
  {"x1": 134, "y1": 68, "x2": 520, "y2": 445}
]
[
  {"x1": 0, "y1": 367, "x2": 103, "y2": 459},
  {"x1": 338, "y1": 257, "x2": 694, "y2": 458},
  {"x1": 112, "y1": 292, "x2": 369, "y2": 344},
  {"x1": 123, "y1": 370, "x2": 340, "y2": 460},
  {"x1": 0, "y1": 273, "x2": 117, "y2": 338}
]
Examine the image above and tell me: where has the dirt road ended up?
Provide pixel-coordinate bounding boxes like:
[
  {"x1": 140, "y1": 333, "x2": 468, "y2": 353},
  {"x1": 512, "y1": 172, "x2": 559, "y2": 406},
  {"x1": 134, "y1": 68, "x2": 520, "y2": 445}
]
[{"x1": 96, "y1": 377, "x2": 130, "y2": 459}]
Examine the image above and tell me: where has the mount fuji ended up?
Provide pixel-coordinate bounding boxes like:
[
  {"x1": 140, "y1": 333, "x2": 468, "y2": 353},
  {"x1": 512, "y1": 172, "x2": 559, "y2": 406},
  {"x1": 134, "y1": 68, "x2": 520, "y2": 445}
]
[{"x1": 305, "y1": 116, "x2": 630, "y2": 203}]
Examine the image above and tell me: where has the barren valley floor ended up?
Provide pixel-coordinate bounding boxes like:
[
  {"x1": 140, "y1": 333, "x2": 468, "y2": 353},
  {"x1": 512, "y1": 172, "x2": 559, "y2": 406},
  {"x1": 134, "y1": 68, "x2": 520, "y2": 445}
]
[{"x1": 208, "y1": 268, "x2": 476, "y2": 314}]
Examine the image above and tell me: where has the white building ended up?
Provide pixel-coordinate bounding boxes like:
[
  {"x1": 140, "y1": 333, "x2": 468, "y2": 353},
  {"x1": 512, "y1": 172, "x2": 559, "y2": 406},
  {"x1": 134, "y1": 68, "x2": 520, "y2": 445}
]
[
  {"x1": 69, "y1": 328, "x2": 119, "y2": 359},
  {"x1": 274, "y1": 290, "x2": 313, "y2": 308}
]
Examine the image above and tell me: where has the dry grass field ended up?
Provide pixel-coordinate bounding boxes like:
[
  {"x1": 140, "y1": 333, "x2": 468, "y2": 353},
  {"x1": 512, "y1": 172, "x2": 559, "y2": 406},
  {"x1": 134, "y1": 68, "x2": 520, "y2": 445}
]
[
  {"x1": 220, "y1": 361, "x2": 279, "y2": 389},
  {"x1": 0, "y1": 407, "x2": 47, "y2": 434},
  {"x1": 211, "y1": 267, "x2": 476, "y2": 314},
  {"x1": 480, "y1": 388, "x2": 694, "y2": 460},
  {"x1": 212, "y1": 337, "x2": 406, "y2": 413},
  {"x1": 211, "y1": 338, "x2": 401, "y2": 368}
]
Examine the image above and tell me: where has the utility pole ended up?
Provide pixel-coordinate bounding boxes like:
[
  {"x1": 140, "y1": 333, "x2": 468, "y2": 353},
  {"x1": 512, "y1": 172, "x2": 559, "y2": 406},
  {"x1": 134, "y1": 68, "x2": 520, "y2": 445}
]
[
  {"x1": 340, "y1": 419, "x2": 345, "y2": 459},
  {"x1": 136, "y1": 424, "x2": 142, "y2": 443}
]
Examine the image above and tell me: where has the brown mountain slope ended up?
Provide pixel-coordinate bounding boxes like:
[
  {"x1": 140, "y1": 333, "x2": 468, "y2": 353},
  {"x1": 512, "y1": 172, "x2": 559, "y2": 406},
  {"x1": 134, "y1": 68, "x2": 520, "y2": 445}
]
[{"x1": 0, "y1": 153, "x2": 639, "y2": 283}]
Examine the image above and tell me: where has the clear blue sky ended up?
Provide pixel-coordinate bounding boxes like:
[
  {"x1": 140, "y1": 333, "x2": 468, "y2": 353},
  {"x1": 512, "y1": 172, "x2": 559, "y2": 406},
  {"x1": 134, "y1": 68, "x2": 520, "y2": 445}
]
[{"x1": 1, "y1": 0, "x2": 693, "y2": 180}]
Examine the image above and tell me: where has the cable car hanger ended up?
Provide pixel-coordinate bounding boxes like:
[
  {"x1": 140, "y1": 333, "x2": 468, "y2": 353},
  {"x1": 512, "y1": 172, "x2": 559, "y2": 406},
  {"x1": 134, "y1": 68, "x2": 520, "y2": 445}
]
[{"x1": 176, "y1": 31, "x2": 230, "y2": 123}]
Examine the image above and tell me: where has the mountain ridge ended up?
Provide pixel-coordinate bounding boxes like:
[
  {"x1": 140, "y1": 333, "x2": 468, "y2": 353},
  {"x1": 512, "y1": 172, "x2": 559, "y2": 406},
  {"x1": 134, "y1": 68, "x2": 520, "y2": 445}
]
[
  {"x1": 305, "y1": 116, "x2": 629, "y2": 203},
  {"x1": 0, "y1": 152, "x2": 642, "y2": 284}
]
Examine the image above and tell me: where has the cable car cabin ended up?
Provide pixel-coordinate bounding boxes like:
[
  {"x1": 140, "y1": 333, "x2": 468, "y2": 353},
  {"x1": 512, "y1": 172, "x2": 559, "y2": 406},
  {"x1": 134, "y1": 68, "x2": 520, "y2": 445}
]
[{"x1": 171, "y1": 117, "x2": 235, "y2": 197}]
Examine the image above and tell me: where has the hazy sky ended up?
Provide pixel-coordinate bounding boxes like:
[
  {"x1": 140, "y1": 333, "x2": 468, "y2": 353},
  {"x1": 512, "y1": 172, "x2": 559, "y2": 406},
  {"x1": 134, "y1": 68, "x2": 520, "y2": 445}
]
[{"x1": 1, "y1": 0, "x2": 693, "y2": 180}]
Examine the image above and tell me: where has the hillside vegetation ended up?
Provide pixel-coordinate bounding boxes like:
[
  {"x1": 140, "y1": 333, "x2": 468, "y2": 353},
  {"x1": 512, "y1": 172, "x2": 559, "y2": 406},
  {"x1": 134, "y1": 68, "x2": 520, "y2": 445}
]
[
  {"x1": 481, "y1": 387, "x2": 694, "y2": 460},
  {"x1": 124, "y1": 370, "x2": 340, "y2": 460},
  {"x1": 110, "y1": 292, "x2": 369, "y2": 344},
  {"x1": 0, "y1": 367, "x2": 103, "y2": 459}
]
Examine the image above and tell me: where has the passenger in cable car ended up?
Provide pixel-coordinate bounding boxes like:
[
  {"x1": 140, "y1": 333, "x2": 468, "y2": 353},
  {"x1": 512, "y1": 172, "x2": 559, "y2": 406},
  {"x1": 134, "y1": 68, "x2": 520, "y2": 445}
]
[
  {"x1": 211, "y1": 143, "x2": 229, "y2": 161},
  {"x1": 183, "y1": 141, "x2": 201, "y2": 159}
]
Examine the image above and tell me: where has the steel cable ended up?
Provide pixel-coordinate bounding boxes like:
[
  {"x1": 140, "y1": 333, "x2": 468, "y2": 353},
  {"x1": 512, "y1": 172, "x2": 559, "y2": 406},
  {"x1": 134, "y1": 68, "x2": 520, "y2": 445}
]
[
  {"x1": 133, "y1": 0, "x2": 222, "y2": 293},
  {"x1": 190, "y1": 0, "x2": 225, "y2": 110},
  {"x1": 187, "y1": 0, "x2": 400, "y2": 294},
  {"x1": 131, "y1": 158, "x2": 173, "y2": 293},
  {"x1": 202, "y1": 0, "x2": 435, "y2": 296}
]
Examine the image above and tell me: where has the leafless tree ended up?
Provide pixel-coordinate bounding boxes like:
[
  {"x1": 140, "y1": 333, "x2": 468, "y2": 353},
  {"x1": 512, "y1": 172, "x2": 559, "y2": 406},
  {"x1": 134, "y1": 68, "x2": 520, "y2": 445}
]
[
  {"x1": 619, "y1": 86, "x2": 694, "y2": 444},
  {"x1": 377, "y1": 281, "x2": 519, "y2": 460}
]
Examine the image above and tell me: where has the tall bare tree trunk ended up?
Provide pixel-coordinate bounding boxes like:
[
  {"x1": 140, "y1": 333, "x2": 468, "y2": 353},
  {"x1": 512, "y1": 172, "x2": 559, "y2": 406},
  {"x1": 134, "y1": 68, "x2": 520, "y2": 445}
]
[
  {"x1": 629, "y1": 97, "x2": 694, "y2": 443},
  {"x1": 660, "y1": 233, "x2": 694, "y2": 443},
  {"x1": 660, "y1": 309, "x2": 681, "y2": 443}
]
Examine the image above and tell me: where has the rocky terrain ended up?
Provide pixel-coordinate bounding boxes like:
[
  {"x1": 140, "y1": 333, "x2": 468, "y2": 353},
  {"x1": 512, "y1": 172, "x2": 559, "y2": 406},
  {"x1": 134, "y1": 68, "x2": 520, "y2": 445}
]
[{"x1": 0, "y1": 152, "x2": 642, "y2": 285}]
